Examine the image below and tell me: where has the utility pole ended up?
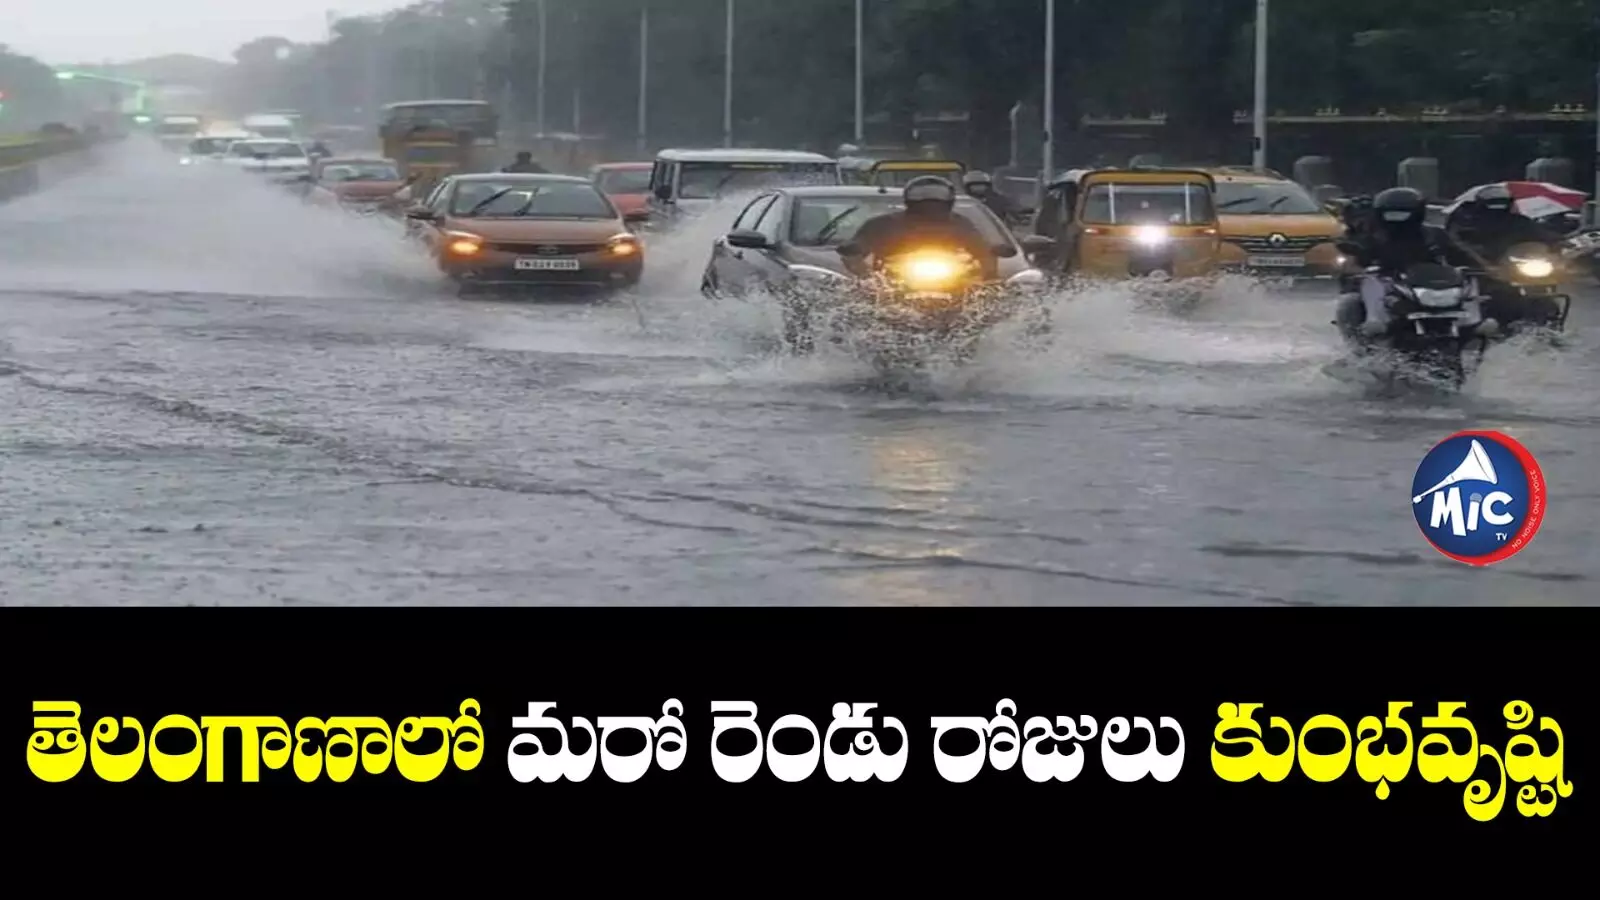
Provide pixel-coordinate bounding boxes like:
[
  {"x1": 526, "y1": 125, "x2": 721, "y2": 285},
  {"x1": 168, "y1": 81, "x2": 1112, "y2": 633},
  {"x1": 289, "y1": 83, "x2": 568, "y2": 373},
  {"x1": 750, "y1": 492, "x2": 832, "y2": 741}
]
[
  {"x1": 723, "y1": 0, "x2": 734, "y2": 148},
  {"x1": 854, "y1": 0, "x2": 864, "y2": 144},
  {"x1": 535, "y1": 0, "x2": 547, "y2": 136},
  {"x1": 1041, "y1": 0, "x2": 1054, "y2": 209},
  {"x1": 1252, "y1": 0, "x2": 1268, "y2": 169},
  {"x1": 637, "y1": 3, "x2": 649, "y2": 157}
]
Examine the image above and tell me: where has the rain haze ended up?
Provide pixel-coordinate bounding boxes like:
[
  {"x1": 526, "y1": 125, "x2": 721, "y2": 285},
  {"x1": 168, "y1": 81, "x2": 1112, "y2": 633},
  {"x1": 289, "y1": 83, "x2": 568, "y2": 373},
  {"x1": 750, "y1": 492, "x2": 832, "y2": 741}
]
[{"x1": 5, "y1": 0, "x2": 408, "y2": 62}]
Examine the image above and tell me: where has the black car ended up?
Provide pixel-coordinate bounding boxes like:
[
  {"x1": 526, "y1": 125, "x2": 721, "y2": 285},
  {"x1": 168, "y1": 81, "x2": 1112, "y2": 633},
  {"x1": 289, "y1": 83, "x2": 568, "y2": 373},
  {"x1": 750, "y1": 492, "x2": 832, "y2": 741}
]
[{"x1": 699, "y1": 185, "x2": 1055, "y2": 298}]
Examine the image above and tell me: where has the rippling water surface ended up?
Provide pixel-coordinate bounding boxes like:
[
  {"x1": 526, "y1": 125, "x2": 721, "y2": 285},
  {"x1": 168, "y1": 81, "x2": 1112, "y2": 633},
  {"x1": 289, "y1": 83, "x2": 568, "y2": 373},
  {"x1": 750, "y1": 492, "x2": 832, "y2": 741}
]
[{"x1": 1, "y1": 141, "x2": 1594, "y2": 605}]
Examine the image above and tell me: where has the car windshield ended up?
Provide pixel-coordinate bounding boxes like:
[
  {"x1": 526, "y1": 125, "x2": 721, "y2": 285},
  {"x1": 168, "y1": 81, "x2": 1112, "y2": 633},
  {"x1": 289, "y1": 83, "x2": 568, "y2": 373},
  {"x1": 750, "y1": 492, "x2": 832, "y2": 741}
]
[
  {"x1": 189, "y1": 138, "x2": 232, "y2": 154},
  {"x1": 1215, "y1": 181, "x2": 1323, "y2": 214},
  {"x1": 231, "y1": 141, "x2": 305, "y2": 159},
  {"x1": 449, "y1": 181, "x2": 615, "y2": 218},
  {"x1": 598, "y1": 168, "x2": 652, "y2": 194},
  {"x1": 678, "y1": 162, "x2": 837, "y2": 199},
  {"x1": 1081, "y1": 182, "x2": 1214, "y2": 225},
  {"x1": 158, "y1": 121, "x2": 199, "y2": 136},
  {"x1": 788, "y1": 197, "x2": 1013, "y2": 248},
  {"x1": 321, "y1": 162, "x2": 401, "y2": 182}
]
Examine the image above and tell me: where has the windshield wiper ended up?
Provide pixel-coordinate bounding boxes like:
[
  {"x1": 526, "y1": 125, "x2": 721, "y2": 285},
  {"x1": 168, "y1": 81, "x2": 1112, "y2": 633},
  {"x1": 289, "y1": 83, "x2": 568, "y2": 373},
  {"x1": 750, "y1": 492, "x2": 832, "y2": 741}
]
[
  {"x1": 1217, "y1": 197, "x2": 1258, "y2": 210},
  {"x1": 1266, "y1": 195, "x2": 1293, "y2": 212},
  {"x1": 812, "y1": 206, "x2": 861, "y2": 245},
  {"x1": 465, "y1": 188, "x2": 517, "y2": 216}
]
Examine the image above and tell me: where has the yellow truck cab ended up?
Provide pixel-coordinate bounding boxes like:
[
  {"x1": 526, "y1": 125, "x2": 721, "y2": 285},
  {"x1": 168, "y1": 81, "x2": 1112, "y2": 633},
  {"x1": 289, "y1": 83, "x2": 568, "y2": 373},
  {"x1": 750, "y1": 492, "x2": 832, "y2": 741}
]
[{"x1": 1203, "y1": 167, "x2": 1346, "y2": 276}]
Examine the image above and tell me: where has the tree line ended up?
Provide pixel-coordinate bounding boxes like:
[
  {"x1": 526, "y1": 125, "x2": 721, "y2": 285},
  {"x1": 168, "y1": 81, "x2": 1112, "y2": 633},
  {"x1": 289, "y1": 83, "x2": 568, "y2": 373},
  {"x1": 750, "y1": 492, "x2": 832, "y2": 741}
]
[
  {"x1": 226, "y1": 0, "x2": 1595, "y2": 164},
  {"x1": 0, "y1": 44, "x2": 67, "y2": 131}
]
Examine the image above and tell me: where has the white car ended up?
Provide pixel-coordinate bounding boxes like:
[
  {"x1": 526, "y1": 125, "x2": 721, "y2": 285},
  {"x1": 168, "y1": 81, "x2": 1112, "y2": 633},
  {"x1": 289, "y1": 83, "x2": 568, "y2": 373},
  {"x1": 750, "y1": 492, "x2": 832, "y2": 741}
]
[
  {"x1": 180, "y1": 132, "x2": 252, "y2": 165},
  {"x1": 223, "y1": 139, "x2": 312, "y2": 181}
]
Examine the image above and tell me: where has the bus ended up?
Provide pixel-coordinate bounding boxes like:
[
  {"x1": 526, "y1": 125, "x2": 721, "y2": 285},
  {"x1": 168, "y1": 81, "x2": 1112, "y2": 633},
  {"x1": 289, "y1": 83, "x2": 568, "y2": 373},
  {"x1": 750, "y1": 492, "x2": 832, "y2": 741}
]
[{"x1": 378, "y1": 100, "x2": 499, "y2": 191}]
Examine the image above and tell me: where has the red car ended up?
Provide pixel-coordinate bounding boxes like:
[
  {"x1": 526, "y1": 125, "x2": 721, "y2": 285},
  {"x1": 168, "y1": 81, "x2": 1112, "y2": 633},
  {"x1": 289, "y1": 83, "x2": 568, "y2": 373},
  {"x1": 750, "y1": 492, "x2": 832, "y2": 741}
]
[{"x1": 590, "y1": 162, "x2": 654, "y2": 218}]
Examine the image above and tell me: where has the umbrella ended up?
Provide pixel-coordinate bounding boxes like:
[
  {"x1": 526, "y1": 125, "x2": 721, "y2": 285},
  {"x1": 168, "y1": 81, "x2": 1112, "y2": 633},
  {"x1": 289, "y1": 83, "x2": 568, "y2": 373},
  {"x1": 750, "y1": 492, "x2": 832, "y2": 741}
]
[{"x1": 1442, "y1": 181, "x2": 1589, "y2": 221}]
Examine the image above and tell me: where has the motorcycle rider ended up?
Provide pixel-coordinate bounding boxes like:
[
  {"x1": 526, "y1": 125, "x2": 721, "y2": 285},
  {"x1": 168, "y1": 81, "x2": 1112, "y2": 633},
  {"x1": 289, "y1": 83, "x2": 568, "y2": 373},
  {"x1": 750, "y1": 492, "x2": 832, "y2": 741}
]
[
  {"x1": 839, "y1": 176, "x2": 1000, "y2": 280},
  {"x1": 1445, "y1": 184, "x2": 1567, "y2": 261},
  {"x1": 962, "y1": 170, "x2": 1022, "y2": 224},
  {"x1": 1443, "y1": 184, "x2": 1572, "y2": 330},
  {"x1": 1336, "y1": 186, "x2": 1484, "y2": 339},
  {"x1": 502, "y1": 151, "x2": 548, "y2": 174}
]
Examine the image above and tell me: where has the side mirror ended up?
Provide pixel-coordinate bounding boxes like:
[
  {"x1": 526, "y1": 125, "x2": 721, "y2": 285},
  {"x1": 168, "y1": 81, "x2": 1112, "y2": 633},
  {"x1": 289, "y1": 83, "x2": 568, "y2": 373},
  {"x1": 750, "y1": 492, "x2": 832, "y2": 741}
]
[
  {"x1": 405, "y1": 205, "x2": 436, "y2": 221},
  {"x1": 1335, "y1": 240, "x2": 1361, "y2": 257},
  {"x1": 725, "y1": 229, "x2": 770, "y2": 250},
  {"x1": 653, "y1": 183, "x2": 673, "y2": 202},
  {"x1": 624, "y1": 209, "x2": 651, "y2": 223}
]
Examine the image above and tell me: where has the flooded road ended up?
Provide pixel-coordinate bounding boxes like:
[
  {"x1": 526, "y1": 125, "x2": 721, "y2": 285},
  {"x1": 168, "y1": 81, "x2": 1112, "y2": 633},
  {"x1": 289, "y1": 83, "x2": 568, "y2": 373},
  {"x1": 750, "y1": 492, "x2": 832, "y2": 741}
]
[{"x1": 2, "y1": 142, "x2": 1595, "y2": 605}]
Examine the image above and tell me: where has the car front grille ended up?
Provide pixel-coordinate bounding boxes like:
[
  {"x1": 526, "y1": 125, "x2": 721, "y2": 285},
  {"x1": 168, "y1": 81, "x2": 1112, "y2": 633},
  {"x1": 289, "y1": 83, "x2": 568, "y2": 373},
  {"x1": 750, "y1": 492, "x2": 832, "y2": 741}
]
[
  {"x1": 488, "y1": 241, "x2": 609, "y2": 254},
  {"x1": 1229, "y1": 235, "x2": 1333, "y2": 253}
]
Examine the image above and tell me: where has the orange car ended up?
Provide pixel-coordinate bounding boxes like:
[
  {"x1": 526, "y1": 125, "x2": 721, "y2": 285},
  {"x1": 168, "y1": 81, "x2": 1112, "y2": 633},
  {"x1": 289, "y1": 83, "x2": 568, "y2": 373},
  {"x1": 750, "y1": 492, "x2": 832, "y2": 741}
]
[
  {"x1": 404, "y1": 173, "x2": 646, "y2": 293},
  {"x1": 590, "y1": 162, "x2": 654, "y2": 218},
  {"x1": 305, "y1": 156, "x2": 411, "y2": 214},
  {"x1": 1205, "y1": 168, "x2": 1346, "y2": 277}
]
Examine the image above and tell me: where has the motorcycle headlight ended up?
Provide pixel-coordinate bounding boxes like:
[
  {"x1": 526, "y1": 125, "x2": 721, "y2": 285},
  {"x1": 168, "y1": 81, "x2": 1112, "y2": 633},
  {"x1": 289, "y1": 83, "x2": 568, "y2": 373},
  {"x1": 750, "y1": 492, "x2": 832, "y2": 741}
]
[
  {"x1": 1511, "y1": 257, "x2": 1554, "y2": 278},
  {"x1": 1133, "y1": 225, "x2": 1170, "y2": 247},
  {"x1": 179, "y1": 157, "x2": 193, "y2": 165},
  {"x1": 1006, "y1": 268, "x2": 1046, "y2": 287},
  {"x1": 890, "y1": 252, "x2": 965, "y2": 289}
]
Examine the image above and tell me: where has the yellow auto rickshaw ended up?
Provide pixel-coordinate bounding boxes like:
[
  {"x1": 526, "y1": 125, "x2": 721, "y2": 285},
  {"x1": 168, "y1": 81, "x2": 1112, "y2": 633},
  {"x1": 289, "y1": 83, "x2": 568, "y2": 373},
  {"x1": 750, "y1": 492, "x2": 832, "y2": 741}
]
[
  {"x1": 839, "y1": 157, "x2": 966, "y2": 188},
  {"x1": 1032, "y1": 167, "x2": 1222, "y2": 280}
]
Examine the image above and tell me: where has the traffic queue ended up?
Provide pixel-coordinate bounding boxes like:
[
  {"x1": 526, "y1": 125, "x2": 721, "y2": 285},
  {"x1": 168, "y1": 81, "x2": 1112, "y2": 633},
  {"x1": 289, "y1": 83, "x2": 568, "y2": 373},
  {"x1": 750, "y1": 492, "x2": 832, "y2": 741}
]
[{"x1": 159, "y1": 105, "x2": 1597, "y2": 386}]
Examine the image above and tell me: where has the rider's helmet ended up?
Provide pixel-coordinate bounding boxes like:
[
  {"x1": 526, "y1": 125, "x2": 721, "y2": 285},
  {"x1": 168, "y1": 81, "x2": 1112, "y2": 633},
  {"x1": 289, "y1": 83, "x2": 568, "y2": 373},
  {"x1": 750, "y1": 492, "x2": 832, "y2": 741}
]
[
  {"x1": 903, "y1": 176, "x2": 957, "y2": 217},
  {"x1": 962, "y1": 170, "x2": 994, "y2": 195},
  {"x1": 1475, "y1": 183, "x2": 1514, "y2": 216},
  {"x1": 1371, "y1": 187, "x2": 1426, "y2": 229},
  {"x1": 514, "y1": 151, "x2": 533, "y2": 163}
]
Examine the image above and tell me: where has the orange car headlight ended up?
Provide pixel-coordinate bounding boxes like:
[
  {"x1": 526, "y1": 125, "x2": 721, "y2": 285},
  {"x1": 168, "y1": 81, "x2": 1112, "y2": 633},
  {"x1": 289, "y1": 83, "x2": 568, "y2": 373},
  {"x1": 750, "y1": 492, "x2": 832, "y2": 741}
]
[
  {"x1": 444, "y1": 231, "x2": 483, "y2": 256},
  {"x1": 608, "y1": 233, "x2": 641, "y2": 257}
]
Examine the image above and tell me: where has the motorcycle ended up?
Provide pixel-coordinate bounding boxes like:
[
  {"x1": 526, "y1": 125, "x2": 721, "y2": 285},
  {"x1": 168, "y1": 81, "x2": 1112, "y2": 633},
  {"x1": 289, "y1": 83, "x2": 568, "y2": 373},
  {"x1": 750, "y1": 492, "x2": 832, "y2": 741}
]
[
  {"x1": 1476, "y1": 241, "x2": 1572, "y2": 337},
  {"x1": 1334, "y1": 260, "x2": 1495, "y2": 390}
]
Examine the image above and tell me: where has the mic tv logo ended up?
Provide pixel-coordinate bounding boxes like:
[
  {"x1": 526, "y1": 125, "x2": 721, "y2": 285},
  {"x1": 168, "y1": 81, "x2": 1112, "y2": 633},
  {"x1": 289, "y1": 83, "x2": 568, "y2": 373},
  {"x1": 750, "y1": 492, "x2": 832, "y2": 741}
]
[{"x1": 1411, "y1": 431, "x2": 1545, "y2": 566}]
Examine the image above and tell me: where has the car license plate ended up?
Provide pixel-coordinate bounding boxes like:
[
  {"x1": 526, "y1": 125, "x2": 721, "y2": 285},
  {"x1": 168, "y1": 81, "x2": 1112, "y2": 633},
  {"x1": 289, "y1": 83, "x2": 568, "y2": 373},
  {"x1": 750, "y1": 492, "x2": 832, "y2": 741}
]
[
  {"x1": 1247, "y1": 254, "x2": 1306, "y2": 267},
  {"x1": 1407, "y1": 311, "x2": 1470, "y2": 320},
  {"x1": 515, "y1": 258, "x2": 580, "y2": 271}
]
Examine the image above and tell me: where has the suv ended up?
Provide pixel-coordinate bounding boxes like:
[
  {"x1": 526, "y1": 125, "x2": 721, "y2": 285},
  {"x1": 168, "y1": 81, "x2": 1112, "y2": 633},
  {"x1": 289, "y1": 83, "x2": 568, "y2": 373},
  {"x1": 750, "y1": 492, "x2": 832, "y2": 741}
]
[{"x1": 1204, "y1": 167, "x2": 1346, "y2": 277}]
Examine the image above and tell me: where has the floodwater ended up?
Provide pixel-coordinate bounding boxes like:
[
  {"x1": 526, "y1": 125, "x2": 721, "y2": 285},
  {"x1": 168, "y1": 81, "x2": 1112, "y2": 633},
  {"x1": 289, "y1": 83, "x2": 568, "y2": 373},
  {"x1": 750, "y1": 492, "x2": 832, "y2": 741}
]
[{"x1": 1, "y1": 141, "x2": 1594, "y2": 605}]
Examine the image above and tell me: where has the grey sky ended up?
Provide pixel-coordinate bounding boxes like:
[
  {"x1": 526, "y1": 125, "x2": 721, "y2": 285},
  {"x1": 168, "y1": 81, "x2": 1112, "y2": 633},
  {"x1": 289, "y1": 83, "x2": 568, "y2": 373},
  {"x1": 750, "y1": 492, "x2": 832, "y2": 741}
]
[{"x1": 7, "y1": 0, "x2": 409, "y2": 64}]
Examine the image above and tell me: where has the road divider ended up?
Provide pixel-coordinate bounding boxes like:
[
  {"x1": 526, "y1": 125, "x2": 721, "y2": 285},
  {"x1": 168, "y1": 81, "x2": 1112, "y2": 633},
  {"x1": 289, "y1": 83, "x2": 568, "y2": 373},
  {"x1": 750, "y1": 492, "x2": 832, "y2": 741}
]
[{"x1": 0, "y1": 131, "x2": 117, "y2": 204}]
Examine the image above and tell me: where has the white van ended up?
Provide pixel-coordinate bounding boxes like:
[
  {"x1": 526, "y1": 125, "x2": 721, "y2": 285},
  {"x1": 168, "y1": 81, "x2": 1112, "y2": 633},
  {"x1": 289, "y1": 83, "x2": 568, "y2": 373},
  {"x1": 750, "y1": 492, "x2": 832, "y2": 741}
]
[
  {"x1": 646, "y1": 149, "x2": 839, "y2": 221},
  {"x1": 242, "y1": 113, "x2": 298, "y2": 140}
]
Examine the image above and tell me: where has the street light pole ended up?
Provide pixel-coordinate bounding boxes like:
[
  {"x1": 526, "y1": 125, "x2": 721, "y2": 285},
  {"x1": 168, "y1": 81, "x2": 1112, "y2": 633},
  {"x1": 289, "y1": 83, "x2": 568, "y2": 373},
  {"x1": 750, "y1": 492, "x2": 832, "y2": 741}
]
[
  {"x1": 536, "y1": 0, "x2": 547, "y2": 136},
  {"x1": 638, "y1": 3, "x2": 649, "y2": 157},
  {"x1": 1252, "y1": 0, "x2": 1268, "y2": 169},
  {"x1": 723, "y1": 0, "x2": 735, "y2": 148},
  {"x1": 1041, "y1": 0, "x2": 1055, "y2": 207},
  {"x1": 854, "y1": 0, "x2": 864, "y2": 144}
]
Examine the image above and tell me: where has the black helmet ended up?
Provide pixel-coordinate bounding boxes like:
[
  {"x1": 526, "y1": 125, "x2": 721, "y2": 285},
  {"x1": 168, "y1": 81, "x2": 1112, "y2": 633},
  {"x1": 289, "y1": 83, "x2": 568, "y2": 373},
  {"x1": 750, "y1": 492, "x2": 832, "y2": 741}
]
[
  {"x1": 962, "y1": 170, "x2": 993, "y2": 191},
  {"x1": 903, "y1": 176, "x2": 956, "y2": 215},
  {"x1": 515, "y1": 151, "x2": 532, "y2": 162},
  {"x1": 1372, "y1": 187, "x2": 1426, "y2": 226},
  {"x1": 1476, "y1": 183, "x2": 1514, "y2": 214}
]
